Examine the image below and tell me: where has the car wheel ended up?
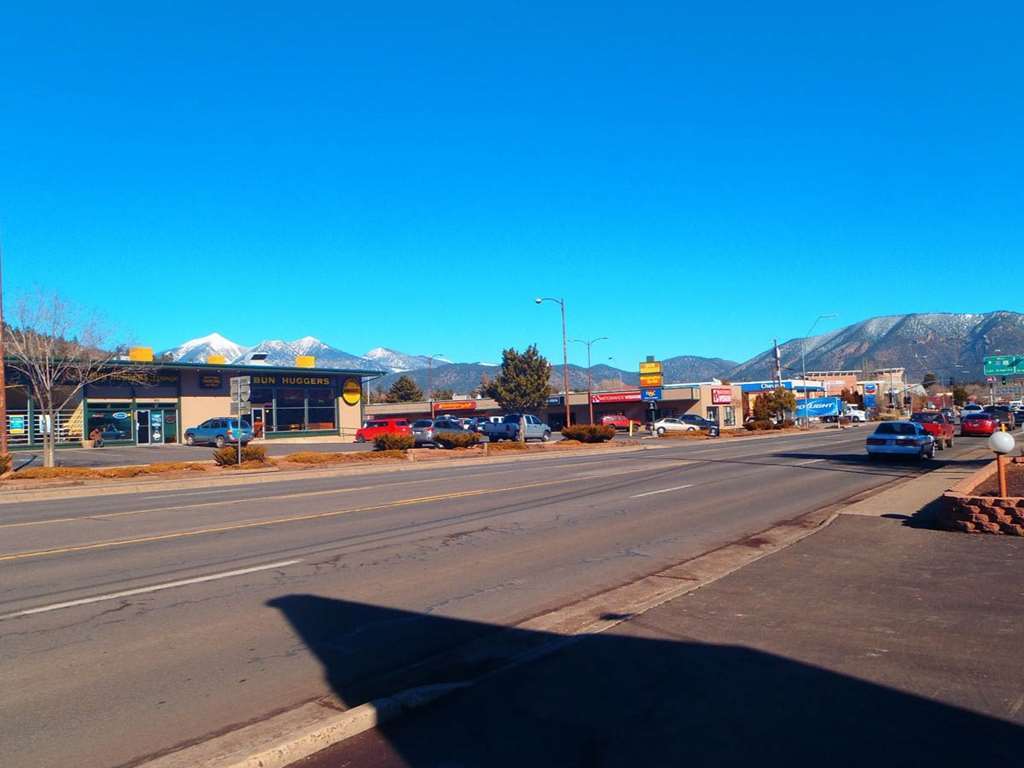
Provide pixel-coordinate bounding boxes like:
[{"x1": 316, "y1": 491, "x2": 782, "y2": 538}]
[
  {"x1": 215, "y1": 435, "x2": 226, "y2": 448},
  {"x1": 947, "y1": 436, "x2": 954, "y2": 448},
  {"x1": 355, "y1": 435, "x2": 365, "y2": 443},
  {"x1": 936, "y1": 439, "x2": 944, "y2": 451},
  {"x1": 542, "y1": 431, "x2": 551, "y2": 442},
  {"x1": 185, "y1": 434, "x2": 194, "y2": 446},
  {"x1": 656, "y1": 427, "x2": 666, "y2": 436}
]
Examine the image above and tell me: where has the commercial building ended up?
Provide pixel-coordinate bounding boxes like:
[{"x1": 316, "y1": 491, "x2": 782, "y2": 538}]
[
  {"x1": 3, "y1": 352, "x2": 384, "y2": 450},
  {"x1": 806, "y1": 368, "x2": 907, "y2": 409}
]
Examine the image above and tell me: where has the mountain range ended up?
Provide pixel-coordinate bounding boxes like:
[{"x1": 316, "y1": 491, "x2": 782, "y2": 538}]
[{"x1": 160, "y1": 311, "x2": 1024, "y2": 395}]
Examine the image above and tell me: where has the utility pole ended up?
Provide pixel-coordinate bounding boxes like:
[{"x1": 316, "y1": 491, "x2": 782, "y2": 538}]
[
  {"x1": 426, "y1": 353, "x2": 443, "y2": 417},
  {"x1": 572, "y1": 336, "x2": 607, "y2": 424},
  {"x1": 536, "y1": 297, "x2": 571, "y2": 429}
]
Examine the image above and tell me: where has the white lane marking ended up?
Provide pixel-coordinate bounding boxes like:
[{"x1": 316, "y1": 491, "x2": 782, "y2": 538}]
[
  {"x1": 0, "y1": 559, "x2": 302, "y2": 621},
  {"x1": 138, "y1": 488, "x2": 243, "y2": 501},
  {"x1": 630, "y1": 484, "x2": 694, "y2": 498},
  {"x1": 794, "y1": 458, "x2": 825, "y2": 465}
]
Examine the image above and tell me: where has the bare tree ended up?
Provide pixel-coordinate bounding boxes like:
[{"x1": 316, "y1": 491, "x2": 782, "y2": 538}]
[{"x1": 4, "y1": 291, "x2": 142, "y2": 467}]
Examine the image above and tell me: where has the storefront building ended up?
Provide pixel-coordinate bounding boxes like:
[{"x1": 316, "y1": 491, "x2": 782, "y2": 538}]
[{"x1": 3, "y1": 358, "x2": 383, "y2": 450}]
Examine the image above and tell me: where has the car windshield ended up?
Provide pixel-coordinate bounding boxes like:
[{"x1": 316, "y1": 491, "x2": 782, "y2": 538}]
[
  {"x1": 962, "y1": 413, "x2": 989, "y2": 421},
  {"x1": 412, "y1": 420, "x2": 432, "y2": 428},
  {"x1": 875, "y1": 423, "x2": 917, "y2": 436},
  {"x1": 911, "y1": 413, "x2": 940, "y2": 423}
]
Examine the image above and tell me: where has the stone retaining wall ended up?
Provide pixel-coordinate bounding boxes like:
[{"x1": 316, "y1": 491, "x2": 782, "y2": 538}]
[{"x1": 939, "y1": 459, "x2": 1024, "y2": 536}]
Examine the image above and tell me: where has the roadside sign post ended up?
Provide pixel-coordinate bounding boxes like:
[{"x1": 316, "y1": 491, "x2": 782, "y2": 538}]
[{"x1": 229, "y1": 376, "x2": 252, "y2": 465}]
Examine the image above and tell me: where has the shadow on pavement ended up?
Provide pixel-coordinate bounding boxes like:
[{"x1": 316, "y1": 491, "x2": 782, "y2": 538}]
[{"x1": 270, "y1": 595, "x2": 1022, "y2": 767}]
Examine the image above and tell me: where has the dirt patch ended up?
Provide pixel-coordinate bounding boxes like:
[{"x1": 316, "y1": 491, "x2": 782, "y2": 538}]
[{"x1": 974, "y1": 461, "x2": 1024, "y2": 497}]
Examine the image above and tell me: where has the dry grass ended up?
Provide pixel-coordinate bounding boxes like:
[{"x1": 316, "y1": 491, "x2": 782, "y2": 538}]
[
  {"x1": 657, "y1": 430, "x2": 711, "y2": 440},
  {"x1": 486, "y1": 442, "x2": 530, "y2": 452},
  {"x1": 282, "y1": 450, "x2": 407, "y2": 465},
  {"x1": 13, "y1": 461, "x2": 211, "y2": 480}
]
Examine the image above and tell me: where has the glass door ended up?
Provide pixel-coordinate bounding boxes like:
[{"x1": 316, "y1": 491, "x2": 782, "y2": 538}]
[
  {"x1": 150, "y1": 410, "x2": 165, "y2": 445},
  {"x1": 137, "y1": 410, "x2": 151, "y2": 445}
]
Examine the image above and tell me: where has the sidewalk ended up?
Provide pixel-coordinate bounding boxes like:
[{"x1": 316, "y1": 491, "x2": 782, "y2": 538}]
[{"x1": 309, "y1": 450, "x2": 1024, "y2": 767}]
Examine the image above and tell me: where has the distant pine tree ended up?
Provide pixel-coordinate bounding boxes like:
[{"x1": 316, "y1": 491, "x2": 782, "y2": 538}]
[
  {"x1": 483, "y1": 345, "x2": 552, "y2": 413},
  {"x1": 388, "y1": 375, "x2": 423, "y2": 402}
]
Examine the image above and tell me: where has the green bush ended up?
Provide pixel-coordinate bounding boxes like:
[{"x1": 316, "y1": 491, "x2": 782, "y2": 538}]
[
  {"x1": 212, "y1": 444, "x2": 268, "y2": 466},
  {"x1": 561, "y1": 425, "x2": 616, "y2": 443},
  {"x1": 434, "y1": 432, "x2": 483, "y2": 449},
  {"x1": 374, "y1": 433, "x2": 415, "y2": 451}
]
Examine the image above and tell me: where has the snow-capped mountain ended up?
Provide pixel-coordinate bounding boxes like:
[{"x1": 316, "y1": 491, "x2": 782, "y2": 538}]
[
  {"x1": 162, "y1": 332, "x2": 249, "y2": 363},
  {"x1": 364, "y1": 347, "x2": 451, "y2": 372},
  {"x1": 233, "y1": 337, "x2": 371, "y2": 370}
]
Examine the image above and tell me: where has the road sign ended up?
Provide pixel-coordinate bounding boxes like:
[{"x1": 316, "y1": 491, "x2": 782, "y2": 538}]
[
  {"x1": 230, "y1": 401, "x2": 252, "y2": 416},
  {"x1": 640, "y1": 387, "x2": 662, "y2": 401},
  {"x1": 229, "y1": 375, "x2": 252, "y2": 402},
  {"x1": 639, "y1": 361, "x2": 663, "y2": 375},
  {"x1": 984, "y1": 355, "x2": 1024, "y2": 376},
  {"x1": 639, "y1": 360, "x2": 663, "y2": 388}
]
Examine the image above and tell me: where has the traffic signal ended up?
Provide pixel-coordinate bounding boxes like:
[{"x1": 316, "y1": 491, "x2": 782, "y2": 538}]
[
  {"x1": 948, "y1": 377, "x2": 954, "y2": 386},
  {"x1": 1002, "y1": 377, "x2": 1008, "y2": 385}
]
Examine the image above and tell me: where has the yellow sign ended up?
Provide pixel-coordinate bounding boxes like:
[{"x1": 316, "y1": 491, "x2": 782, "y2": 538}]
[
  {"x1": 128, "y1": 346, "x2": 154, "y2": 362},
  {"x1": 295, "y1": 355, "x2": 316, "y2": 368},
  {"x1": 640, "y1": 373, "x2": 664, "y2": 387},
  {"x1": 342, "y1": 378, "x2": 361, "y2": 406},
  {"x1": 639, "y1": 361, "x2": 662, "y2": 375}
]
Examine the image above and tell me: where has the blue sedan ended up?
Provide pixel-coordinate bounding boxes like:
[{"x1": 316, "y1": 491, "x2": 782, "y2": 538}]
[{"x1": 865, "y1": 421, "x2": 936, "y2": 460}]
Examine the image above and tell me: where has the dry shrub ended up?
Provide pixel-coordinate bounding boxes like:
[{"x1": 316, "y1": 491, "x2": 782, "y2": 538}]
[
  {"x1": 434, "y1": 432, "x2": 483, "y2": 449},
  {"x1": 374, "y1": 434, "x2": 415, "y2": 451},
  {"x1": 213, "y1": 445, "x2": 268, "y2": 466},
  {"x1": 561, "y1": 425, "x2": 616, "y2": 443},
  {"x1": 147, "y1": 461, "x2": 208, "y2": 473}
]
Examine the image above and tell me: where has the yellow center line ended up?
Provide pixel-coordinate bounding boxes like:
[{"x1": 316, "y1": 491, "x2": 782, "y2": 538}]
[{"x1": 0, "y1": 465, "x2": 663, "y2": 563}]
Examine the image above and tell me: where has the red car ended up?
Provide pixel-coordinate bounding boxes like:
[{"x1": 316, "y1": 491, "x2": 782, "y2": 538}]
[
  {"x1": 960, "y1": 412, "x2": 998, "y2": 437},
  {"x1": 601, "y1": 414, "x2": 640, "y2": 430},
  {"x1": 910, "y1": 412, "x2": 955, "y2": 449},
  {"x1": 355, "y1": 418, "x2": 412, "y2": 442}
]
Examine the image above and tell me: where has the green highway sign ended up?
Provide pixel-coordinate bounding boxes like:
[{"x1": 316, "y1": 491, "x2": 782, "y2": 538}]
[{"x1": 983, "y1": 355, "x2": 1024, "y2": 376}]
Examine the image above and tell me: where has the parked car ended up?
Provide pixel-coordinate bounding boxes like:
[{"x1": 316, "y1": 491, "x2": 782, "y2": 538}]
[
  {"x1": 960, "y1": 412, "x2": 998, "y2": 437},
  {"x1": 910, "y1": 411, "x2": 955, "y2": 449},
  {"x1": 355, "y1": 418, "x2": 412, "y2": 443},
  {"x1": 652, "y1": 417, "x2": 697, "y2": 436},
  {"x1": 865, "y1": 421, "x2": 936, "y2": 460},
  {"x1": 601, "y1": 414, "x2": 641, "y2": 431},
  {"x1": 482, "y1": 414, "x2": 552, "y2": 442},
  {"x1": 679, "y1": 414, "x2": 720, "y2": 434},
  {"x1": 983, "y1": 405, "x2": 1016, "y2": 429},
  {"x1": 410, "y1": 417, "x2": 466, "y2": 447},
  {"x1": 184, "y1": 417, "x2": 253, "y2": 447},
  {"x1": 961, "y1": 403, "x2": 985, "y2": 417},
  {"x1": 939, "y1": 407, "x2": 957, "y2": 424}
]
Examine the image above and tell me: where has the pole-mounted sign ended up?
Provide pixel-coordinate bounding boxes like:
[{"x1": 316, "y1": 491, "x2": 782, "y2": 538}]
[{"x1": 229, "y1": 376, "x2": 252, "y2": 464}]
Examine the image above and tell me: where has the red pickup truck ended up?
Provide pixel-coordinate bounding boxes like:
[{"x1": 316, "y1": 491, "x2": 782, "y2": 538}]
[{"x1": 910, "y1": 412, "x2": 955, "y2": 449}]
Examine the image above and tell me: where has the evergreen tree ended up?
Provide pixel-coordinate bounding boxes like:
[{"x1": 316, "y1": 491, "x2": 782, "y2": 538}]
[
  {"x1": 388, "y1": 374, "x2": 423, "y2": 402},
  {"x1": 484, "y1": 345, "x2": 552, "y2": 413}
]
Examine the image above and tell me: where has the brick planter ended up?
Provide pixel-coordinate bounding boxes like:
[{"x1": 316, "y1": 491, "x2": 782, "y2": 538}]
[{"x1": 939, "y1": 459, "x2": 1024, "y2": 536}]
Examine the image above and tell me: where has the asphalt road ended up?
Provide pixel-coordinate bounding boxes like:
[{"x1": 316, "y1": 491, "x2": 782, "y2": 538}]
[{"x1": 0, "y1": 429, "x2": 986, "y2": 767}]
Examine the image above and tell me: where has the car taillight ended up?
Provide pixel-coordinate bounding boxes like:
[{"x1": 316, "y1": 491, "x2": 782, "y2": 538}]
[
  {"x1": 866, "y1": 438, "x2": 885, "y2": 445},
  {"x1": 227, "y1": 428, "x2": 234, "y2": 437},
  {"x1": 895, "y1": 438, "x2": 916, "y2": 446}
]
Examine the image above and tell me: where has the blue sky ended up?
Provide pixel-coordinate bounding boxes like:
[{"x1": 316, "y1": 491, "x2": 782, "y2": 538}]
[{"x1": 2, "y1": 2, "x2": 1021, "y2": 368}]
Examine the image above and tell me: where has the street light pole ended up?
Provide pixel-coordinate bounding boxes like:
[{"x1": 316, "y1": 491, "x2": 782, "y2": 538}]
[
  {"x1": 801, "y1": 313, "x2": 836, "y2": 427},
  {"x1": 536, "y1": 297, "x2": 571, "y2": 429},
  {"x1": 572, "y1": 336, "x2": 608, "y2": 424},
  {"x1": 0, "y1": 236, "x2": 6, "y2": 456}
]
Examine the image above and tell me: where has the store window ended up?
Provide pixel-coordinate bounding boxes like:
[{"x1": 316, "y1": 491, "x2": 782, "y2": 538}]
[
  {"x1": 723, "y1": 406, "x2": 736, "y2": 427},
  {"x1": 87, "y1": 407, "x2": 134, "y2": 442},
  {"x1": 307, "y1": 390, "x2": 336, "y2": 430},
  {"x1": 276, "y1": 388, "x2": 305, "y2": 432},
  {"x1": 706, "y1": 406, "x2": 719, "y2": 424}
]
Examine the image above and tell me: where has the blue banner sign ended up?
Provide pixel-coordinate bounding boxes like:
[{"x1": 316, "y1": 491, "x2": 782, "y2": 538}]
[
  {"x1": 640, "y1": 387, "x2": 662, "y2": 401},
  {"x1": 796, "y1": 396, "x2": 842, "y2": 419}
]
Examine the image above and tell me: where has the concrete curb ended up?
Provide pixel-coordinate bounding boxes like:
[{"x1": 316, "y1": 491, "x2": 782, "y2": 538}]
[
  {"x1": 0, "y1": 444, "x2": 652, "y2": 504},
  {"x1": 135, "y1": 684, "x2": 470, "y2": 768}
]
